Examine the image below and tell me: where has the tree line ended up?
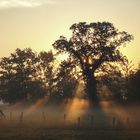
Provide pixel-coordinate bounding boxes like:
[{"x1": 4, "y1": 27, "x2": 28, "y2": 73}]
[
  {"x1": 0, "y1": 48, "x2": 77, "y2": 104},
  {"x1": 0, "y1": 21, "x2": 140, "y2": 105}
]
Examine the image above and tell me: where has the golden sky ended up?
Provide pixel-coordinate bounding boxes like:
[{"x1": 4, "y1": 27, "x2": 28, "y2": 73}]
[{"x1": 0, "y1": 0, "x2": 140, "y2": 65}]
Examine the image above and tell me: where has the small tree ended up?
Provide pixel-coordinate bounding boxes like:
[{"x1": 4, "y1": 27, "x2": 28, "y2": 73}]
[
  {"x1": 53, "y1": 22, "x2": 133, "y2": 104},
  {"x1": 97, "y1": 61, "x2": 134, "y2": 102},
  {"x1": 0, "y1": 48, "x2": 42, "y2": 103},
  {"x1": 54, "y1": 60, "x2": 78, "y2": 101},
  {"x1": 128, "y1": 64, "x2": 140, "y2": 102},
  {"x1": 38, "y1": 51, "x2": 55, "y2": 96}
]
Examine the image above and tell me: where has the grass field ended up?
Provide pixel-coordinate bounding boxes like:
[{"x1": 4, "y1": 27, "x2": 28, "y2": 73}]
[
  {"x1": 0, "y1": 101, "x2": 140, "y2": 140},
  {"x1": 0, "y1": 126, "x2": 140, "y2": 140}
]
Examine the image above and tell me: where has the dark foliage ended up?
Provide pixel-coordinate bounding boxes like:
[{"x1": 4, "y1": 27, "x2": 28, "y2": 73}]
[
  {"x1": 0, "y1": 48, "x2": 78, "y2": 104},
  {"x1": 128, "y1": 64, "x2": 140, "y2": 102},
  {"x1": 0, "y1": 48, "x2": 43, "y2": 103},
  {"x1": 52, "y1": 60, "x2": 78, "y2": 102},
  {"x1": 53, "y1": 22, "x2": 133, "y2": 103}
]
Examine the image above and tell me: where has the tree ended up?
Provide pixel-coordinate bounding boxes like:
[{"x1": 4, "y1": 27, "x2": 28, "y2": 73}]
[
  {"x1": 51, "y1": 60, "x2": 78, "y2": 103},
  {"x1": 37, "y1": 51, "x2": 55, "y2": 96},
  {"x1": 53, "y1": 22, "x2": 133, "y2": 104},
  {"x1": 128, "y1": 64, "x2": 140, "y2": 103},
  {"x1": 0, "y1": 48, "x2": 42, "y2": 103},
  {"x1": 97, "y1": 61, "x2": 134, "y2": 103}
]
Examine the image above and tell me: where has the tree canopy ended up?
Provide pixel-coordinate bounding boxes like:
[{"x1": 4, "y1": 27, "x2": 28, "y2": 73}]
[
  {"x1": 53, "y1": 22, "x2": 133, "y2": 103},
  {"x1": 0, "y1": 48, "x2": 78, "y2": 104}
]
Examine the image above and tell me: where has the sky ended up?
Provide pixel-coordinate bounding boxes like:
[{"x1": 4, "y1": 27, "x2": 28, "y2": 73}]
[{"x1": 0, "y1": 0, "x2": 140, "y2": 65}]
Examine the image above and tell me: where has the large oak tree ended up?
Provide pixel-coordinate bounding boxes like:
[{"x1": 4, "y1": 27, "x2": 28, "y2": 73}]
[{"x1": 53, "y1": 22, "x2": 133, "y2": 104}]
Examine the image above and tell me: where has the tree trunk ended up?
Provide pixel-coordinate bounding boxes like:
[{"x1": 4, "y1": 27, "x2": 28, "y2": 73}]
[{"x1": 86, "y1": 74, "x2": 99, "y2": 106}]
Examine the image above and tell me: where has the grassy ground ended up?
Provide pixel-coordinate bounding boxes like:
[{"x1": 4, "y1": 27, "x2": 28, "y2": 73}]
[
  {"x1": 0, "y1": 102, "x2": 140, "y2": 140},
  {"x1": 0, "y1": 126, "x2": 140, "y2": 140}
]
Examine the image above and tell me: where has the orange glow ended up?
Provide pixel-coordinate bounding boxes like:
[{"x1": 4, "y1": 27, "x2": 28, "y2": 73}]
[
  {"x1": 25, "y1": 97, "x2": 48, "y2": 116},
  {"x1": 65, "y1": 98, "x2": 90, "y2": 120},
  {"x1": 99, "y1": 100, "x2": 130, "y2": 128}
]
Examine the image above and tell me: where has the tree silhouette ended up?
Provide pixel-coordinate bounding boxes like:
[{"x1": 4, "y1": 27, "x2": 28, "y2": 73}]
[
  {"x1": 38, "y1": 51, "x2": 55, "y2": 96},
  {"x1": 53, "y1": 22, "x2": 133, "y2": 104},
  {"x1": 97, "y1": 61, "x2": 134, "y2": 102},
  {"x1": 0, "y1": 48, "x2": 42, "y2": 103},
  {"x1": 52, "y1": 60, "x2": 78, "y2": 102},
  {"x1": 128, "y1": 64, "x2": 140, "y2": 102}
]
